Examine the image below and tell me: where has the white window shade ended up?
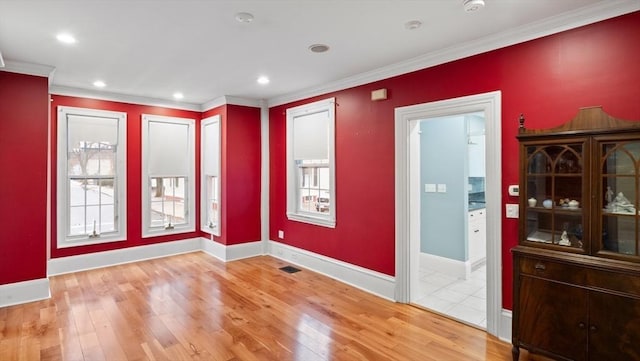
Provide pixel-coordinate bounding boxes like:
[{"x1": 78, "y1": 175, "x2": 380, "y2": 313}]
[
  {"x1": 293, "y1": 110, "x2": 329, "y2": 160},
  {"x1": 67, "y1": 115, "x2": 118, "y2": 151},
  {"x1": 148, "y1": 121, "x2": 190, "y2": 176},
  {"x1": 203, "y1": 121, "x2": 220, "y2": 176}
]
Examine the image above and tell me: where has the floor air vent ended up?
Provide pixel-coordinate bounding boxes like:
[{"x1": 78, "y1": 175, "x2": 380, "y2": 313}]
[{"x1": 279, "y1": 265, "x2": 301, "y2": 274}]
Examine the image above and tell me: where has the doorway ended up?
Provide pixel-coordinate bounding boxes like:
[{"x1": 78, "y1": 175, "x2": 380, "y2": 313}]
[
  {"x1": 394, "y1": 91, "x2": 503, "y2": 338},
  {"x1": 412, "y1": 113, "x2": 487, "y2": 328}
]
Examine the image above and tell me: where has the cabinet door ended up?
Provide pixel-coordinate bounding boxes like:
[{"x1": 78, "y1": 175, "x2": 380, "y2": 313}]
[
  {"x1": 596, "y1": 138, "x2": 640, "y2": 261},
  {"x1": 588, "y1": 292, "x2": 640, "y2": 360},
  {"x1": 523, "y1": 142, "x2": 587, "y2": 252},
  {"x1": 518, "y1": 276, "x2": 588, "y2": 361}
]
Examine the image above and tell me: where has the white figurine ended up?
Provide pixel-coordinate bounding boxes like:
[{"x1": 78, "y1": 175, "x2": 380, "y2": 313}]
[
  {"x1": 608, "y1": 192, "x2": 636, "y2": 214},
  {"x1": 605, "y1": 186, "x2": 614, "y2": 204},
  {"x1": 559, "y1": 231, "x2": 571, "y2": 246}
]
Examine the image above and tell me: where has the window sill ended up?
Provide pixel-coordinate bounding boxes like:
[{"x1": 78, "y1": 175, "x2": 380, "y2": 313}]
[
  {"x1": 287, "y1": 212, "x2": 336, "y2": 228},
  {"x1": 200, "y1": 226, "x2": 220, "y2": 237},
  {"x1": 57, "y1": 235, "x2": 126, "y2": 248},
  {"x1": 142, "y1": 225, "x2": 195, "y2": 238}
]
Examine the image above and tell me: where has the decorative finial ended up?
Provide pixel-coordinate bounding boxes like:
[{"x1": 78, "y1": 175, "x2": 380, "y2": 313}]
[{"x1": 518, "y1": 113, "x2": 525, "y2": 129}]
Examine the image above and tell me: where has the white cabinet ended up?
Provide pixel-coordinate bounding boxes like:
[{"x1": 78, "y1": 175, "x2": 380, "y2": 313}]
[{"x1": 468, "y1": 208, "x2": 486, "y2": 267}]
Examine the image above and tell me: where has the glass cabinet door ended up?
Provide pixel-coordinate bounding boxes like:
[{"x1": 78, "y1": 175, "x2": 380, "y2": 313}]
[
  {"x1": 524, "y1": 143, "x2": 586, "y2": 251},
  {"x1": 598, "y1": 140, "x2": 640, "y2": 258}
]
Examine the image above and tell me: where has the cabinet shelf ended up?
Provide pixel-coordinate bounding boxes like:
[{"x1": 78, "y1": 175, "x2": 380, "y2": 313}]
[{"x1": 528, "y1": 206, "x2": 582, "y2": 214}]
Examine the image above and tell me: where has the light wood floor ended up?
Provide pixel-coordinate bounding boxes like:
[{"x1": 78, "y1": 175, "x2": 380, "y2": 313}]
[{"x1": 0, "y1": 252, "x2": 540, "y2": 360}]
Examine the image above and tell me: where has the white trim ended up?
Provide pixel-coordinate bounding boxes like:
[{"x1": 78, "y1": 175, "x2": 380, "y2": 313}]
[
  {"x1": 48, "y1": 88, "x2": 261, "y2": 112},
  {"x1": 201, "y1": 95, "x2": 262, "y2": 111},
  {"x1": 500, "y1": 309, "x2": 513, "y2": 343},
  {"x1": 29, "y1": 234, "x2": 510, "y2": 337},
  {"x1": 200, "y1": 237, "x2": 264, "y2": 261},
  {"x1": 260, "y1": 100, "x2": 270, "y2": 253},
  {"x1": 419, "y1": 252, "x2": 471, "y2": 280},
  {"x1": 286, "y1": 97, "x2": 337, "y2": 228},
  {"x1": 56, "y1": 106, "x2": 128, "y2": 248},
  {"x1": 1, "y1": 60, "x2": 55, "y2": 78},
  {"x1": 141, "y1": 114, "x2": 196, "y2": 238},
  {"x1": 50, "y1": 85, "x2": 201, "y2": 111},
  {"x1": 395, "y1": 91, "x2": 502, "y2": 337},
  {"x1": 268, "y1": 1, "x2": 639, "y2": 107},
  {"x1": 47, "y1": 238, "x2": 201, "y2": 276},
  {"x1": 0, "y1": 278, "x2": 51, "y2": 308},
  {"x1": 268, "y1": 240, "x2": 396, "y2": 301},
  {"x1": 200, "y1": 115, "x2": 222, "y2": 236}
]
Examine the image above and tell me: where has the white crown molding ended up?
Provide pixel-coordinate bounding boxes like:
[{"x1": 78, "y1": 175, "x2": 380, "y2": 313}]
[
  {"x1": 7, "y1": 1, "x2": 635, "y2": 112},
  {"x1": 1, "y1": 59, "x2": 55, "y2": 78},
  {"x1": 267, "y1": 0, "x2": 640, "y2": 107},
  {"x1": 49, "y1": 85, "x2": 202, "y2": 112},
  {"x1": 201, "y1": 95, "x2": 262, "y2": 112}
]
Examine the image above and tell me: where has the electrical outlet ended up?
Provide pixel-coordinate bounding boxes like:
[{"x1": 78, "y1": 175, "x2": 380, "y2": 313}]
[{"x1": 278, "y1": 230, "x2": 284, "y2": 239}]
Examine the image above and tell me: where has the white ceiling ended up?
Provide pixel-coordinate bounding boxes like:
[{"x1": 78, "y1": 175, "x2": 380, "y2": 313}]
[{"x1": 1, "y1": 1, "x2": 638, "y2": 109}]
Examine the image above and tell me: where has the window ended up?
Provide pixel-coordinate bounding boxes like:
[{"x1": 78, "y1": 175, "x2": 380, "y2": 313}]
[
  {"x1": 142, "y1": 114, "x2": 195, "y2": 237},
  {"x1": 286, "y1": 97, "x2": 336, "y2": 227},
  {"x1": 201, "y1": 115, "x2": 221, "y2": 235},
  {"x1": 57, "y1": 106, "x2": 127, "y2": 247}
]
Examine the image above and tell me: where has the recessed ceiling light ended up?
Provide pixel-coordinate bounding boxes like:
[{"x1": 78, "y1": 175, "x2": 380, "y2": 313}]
[
  {"x1": 309, "y1": 44, "x2": 330, "y2": 53},
  {"x1": 405, "y1": 20, "x2": 422, "y2": 30},
  {"x1": 235, "y1": 12, "x2": 254, "y2": 23},
  {"x1": 257, "y1": 76, "x2": 270, "y2": 85},
  {"x1": 93, "y1": 80, "x2": 106, "y2": 88},
  {"x1": 173, "y1": 92, "x2": 184, "y2": 100},
  {"x1": 463, "y1": 0, "x2": 485, "y2": 12},
  {"x1": 56, "y1": 33, "x2": 76, "y2": 44}
]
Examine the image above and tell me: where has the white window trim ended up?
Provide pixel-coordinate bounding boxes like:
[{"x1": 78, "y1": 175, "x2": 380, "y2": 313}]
[
  {"x1": 56, "y1": 106, "x2": 127, "y2": 248},
  {"x1": 200, "y1": 115, "x2": 221, "y2": 236},
  {"x1": 286, "y1": 97, "x2": 336, "y2": 228},
  {"x1": 141, "y1": 114, "x2": 196, "y2": 237}
]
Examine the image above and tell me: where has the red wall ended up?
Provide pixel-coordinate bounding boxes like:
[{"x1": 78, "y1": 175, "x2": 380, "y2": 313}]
[
  {"x1": 50, "y1": 95, "x2": 203, "y2": 257},
  {"x1": 269, "y1": 12, "x2": 640, "y2": 309},
  {"x1": 202, "y1": 104, "x2": 262, "y2": 246},
  {"x1": 0, "y1": 72, "x2": 49, "y2": 285}
]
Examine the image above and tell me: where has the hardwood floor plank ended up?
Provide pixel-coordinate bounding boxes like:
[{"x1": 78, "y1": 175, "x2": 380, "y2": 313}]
[{"x1": 2, "y1": 252, "x2": 527, "y2": 360}]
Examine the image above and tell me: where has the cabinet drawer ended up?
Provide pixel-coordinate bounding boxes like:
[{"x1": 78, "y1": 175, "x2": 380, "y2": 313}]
[
  {"x1": 519, "y1": 257, "x2": 586, "y2": 285},
  {"x1": 587, "y1": 268, "x2": 640, "y2": 298}
]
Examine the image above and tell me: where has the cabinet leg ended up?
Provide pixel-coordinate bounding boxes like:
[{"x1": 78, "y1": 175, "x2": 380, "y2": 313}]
[{"x1": 512, "y1": 345, "x2": 520, "y2": 361}]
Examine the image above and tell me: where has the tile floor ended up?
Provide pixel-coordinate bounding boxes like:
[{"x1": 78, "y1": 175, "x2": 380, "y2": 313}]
[{"x1": 413, "y1": 263, "x2": 487, "y2": 329}]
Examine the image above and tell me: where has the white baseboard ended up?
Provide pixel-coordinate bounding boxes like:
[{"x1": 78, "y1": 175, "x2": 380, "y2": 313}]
[
  {"x1": 200, "y1": 237, "x2": 265, "y2": 261},
  {"x1": 420, "y1": 252, "x2": 471, "y2": 280},
  {"x1": 499, "y1": 309, "x2": 513, "y2": 343},
  {"x1": 268, "y1": 240, "x2": 396, "y2": 301},
  {"x1": 0, "y1": 278, "x2": 51, "y2": 308},
  {"x1": 16, "y1": 236, "x2": 514, "y2": 341},
  {"x1": 47, "y1": 238, "x2": 202, "y2": 276}
]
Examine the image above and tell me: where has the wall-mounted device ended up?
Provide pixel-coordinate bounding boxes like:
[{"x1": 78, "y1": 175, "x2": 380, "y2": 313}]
[{"x1": 508, "y1": 184, "x2": 519, "y2": 196}]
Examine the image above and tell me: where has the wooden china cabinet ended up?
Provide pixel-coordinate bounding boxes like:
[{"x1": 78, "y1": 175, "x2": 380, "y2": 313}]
[{"x1": 512, "y1": 107, "x2": 640, "y2": 361}]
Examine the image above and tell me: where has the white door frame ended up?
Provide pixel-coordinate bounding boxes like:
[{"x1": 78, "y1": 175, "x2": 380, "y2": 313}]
[{"x1": 394, "y1": 91, "x2": 502, "y2": 337}]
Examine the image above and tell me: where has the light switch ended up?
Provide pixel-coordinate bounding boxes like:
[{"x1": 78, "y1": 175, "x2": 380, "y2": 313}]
[
  {"x1": 437, "y1": 184, "x2": 447, "y2": 193},
  {"x1": 278, "y1": 230, "x2": 284, "y2": 239},
  {"x1": 506, "y1": 204, "x2": 519, "y2": 218},
  {"x1": 425, "y1": 184, "x2": 436, "y2": 193}
]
